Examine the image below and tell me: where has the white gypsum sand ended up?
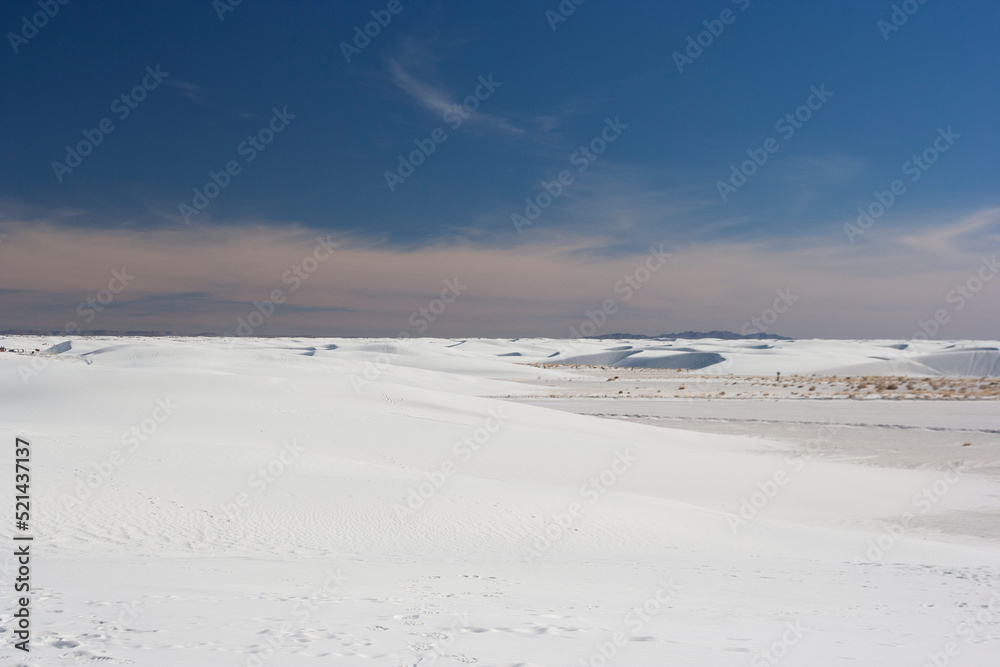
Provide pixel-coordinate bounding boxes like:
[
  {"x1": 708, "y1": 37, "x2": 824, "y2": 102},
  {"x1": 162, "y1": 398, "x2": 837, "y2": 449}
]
[{"x1": 1, "y1": 336, "x2": 999, "y2": 665}]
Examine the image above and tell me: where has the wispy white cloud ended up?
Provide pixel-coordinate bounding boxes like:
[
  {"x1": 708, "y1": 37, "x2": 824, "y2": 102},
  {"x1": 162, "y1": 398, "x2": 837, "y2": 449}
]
[
  {"x1": 386, "y1": 41, "x2": 525, "y2": 138},
  {"x1": 897, "y1": 207, "x2": 1000, "y2": 259},
  {"x1": 164, "y1": 79, "x2": 206, "y2": 104}
]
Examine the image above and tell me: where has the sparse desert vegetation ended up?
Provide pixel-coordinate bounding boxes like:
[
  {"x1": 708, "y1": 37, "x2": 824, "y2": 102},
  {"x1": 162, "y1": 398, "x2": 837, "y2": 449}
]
[{"x1": 528, "y1": 365, "x2": 1000, "y2": 400}]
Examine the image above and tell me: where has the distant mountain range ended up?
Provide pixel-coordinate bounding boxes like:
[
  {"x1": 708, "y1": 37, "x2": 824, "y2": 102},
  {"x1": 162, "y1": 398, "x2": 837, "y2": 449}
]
[
  {"x1": 0, "y1": 329, "x2": 198, "y2": 336},
  {"x1": 1, "y1": 329, "x2": 790, "y2": 340},
  {"x1": 587, "y1": 331, "x2": 790, "y2": 340}
]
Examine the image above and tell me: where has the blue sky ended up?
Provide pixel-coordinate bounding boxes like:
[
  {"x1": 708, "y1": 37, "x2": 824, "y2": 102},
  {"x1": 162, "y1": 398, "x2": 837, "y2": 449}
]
[{"x1": 1, "y1": 0, "x2": 998, "y2": 338}]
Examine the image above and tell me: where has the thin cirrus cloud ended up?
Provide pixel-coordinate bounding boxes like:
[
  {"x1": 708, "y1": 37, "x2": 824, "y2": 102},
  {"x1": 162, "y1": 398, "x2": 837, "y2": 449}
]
[
  {"x1": 386, "y1": 42, "x2": 526, "y2": 139},
  {"x1": 0, "y1": 205, "x2": 997, "y2": 338},
  {"x1": 896, "y1": 207, "x2": 1000, "y2": 260},
  {"x1": 162, "y1": 79, "x2": 207, "y2": 105}
]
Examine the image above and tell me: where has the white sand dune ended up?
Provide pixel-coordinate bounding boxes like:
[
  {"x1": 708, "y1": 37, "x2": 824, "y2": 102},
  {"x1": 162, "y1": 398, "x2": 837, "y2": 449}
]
[
  {"x1": 1, "y1": 336, "x2": 999, "y2": 665},
  {"x1": 538, "y1": 338, "x2": 1000, "y2": 377}
]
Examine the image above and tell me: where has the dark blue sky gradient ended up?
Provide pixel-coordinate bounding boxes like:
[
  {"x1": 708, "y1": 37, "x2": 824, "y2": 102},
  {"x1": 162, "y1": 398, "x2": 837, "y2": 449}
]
[
  {"x1": 2, "y1": 0, "x2": 996, "y2": 245},
  {"x1": 2, "y1": 1, "x2": 999, "y2": 338}
]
